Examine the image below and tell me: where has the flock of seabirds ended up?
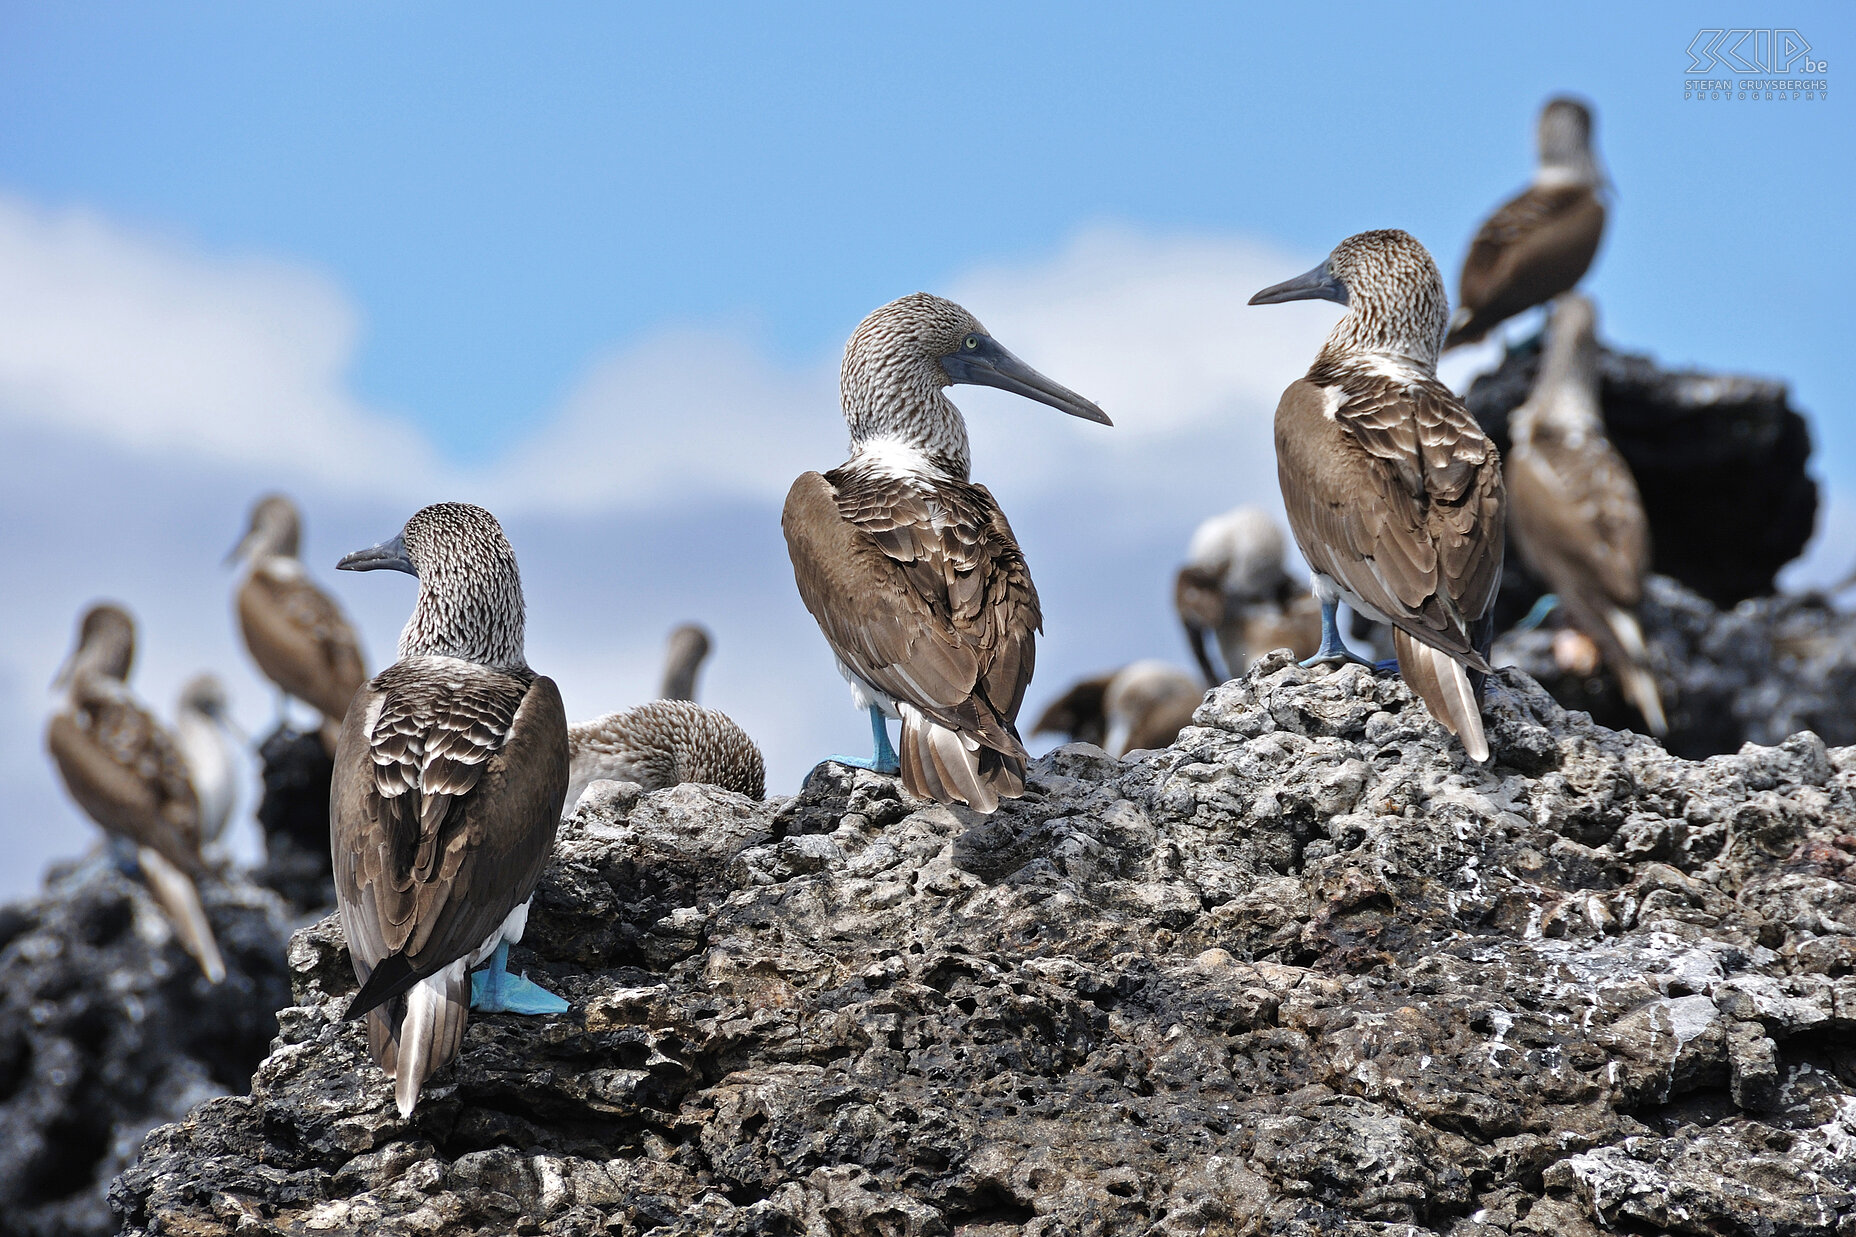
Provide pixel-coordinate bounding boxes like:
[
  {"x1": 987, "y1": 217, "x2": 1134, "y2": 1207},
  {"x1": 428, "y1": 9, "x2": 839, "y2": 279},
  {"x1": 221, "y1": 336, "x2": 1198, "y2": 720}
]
[{"x1": 45, "y1": 96, "x2": 1656, "y2": 1117}]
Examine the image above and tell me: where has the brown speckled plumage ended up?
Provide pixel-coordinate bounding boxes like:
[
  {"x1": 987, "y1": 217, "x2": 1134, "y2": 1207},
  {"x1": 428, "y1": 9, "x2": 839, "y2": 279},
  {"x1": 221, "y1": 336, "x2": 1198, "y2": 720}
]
[{"x1": 567, "y1": 699, "x2": 765, "y2": 808}]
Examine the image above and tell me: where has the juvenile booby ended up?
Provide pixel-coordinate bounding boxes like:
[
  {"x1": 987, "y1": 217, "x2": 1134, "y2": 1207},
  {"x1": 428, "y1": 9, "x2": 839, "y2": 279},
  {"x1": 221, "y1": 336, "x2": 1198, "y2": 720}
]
[
  {"x1": 659, "y1": 623, "x2": 711, "y2": 701},
  {"x1": 173, "y1": 673, "x2": 240, "y2": 847},
  {"x1": 46, "y1": 604, "x2": 227, "y2": 982},
  {"x1": 1173, "y1": 506, "x2": 1324, "y2": 681},
  {"x1": 228, "y1": 494, "x2": 369, "y2": 754},
  {"x1": 566, "y1": 699, "x2": 765, "y2": 811},
  {"x1": 784, "y1": 293, "x2": 1111, "y2": 812},
  {"x1": 1506, "y1": 295, "x2": 1666, "y2": 735},
  {"x1": 1251, "y1": 229, "x2": 1507, "y2": 762},
  {"x1": 1444, "y1": 96, "x2": 1607, "y2": 351},
  {"x1": 1034, "y1": 660, "x2": 1202, "y2": 758},
  {"x1": 331, "y1": 502, "x2": 570, "y2": 1118}
]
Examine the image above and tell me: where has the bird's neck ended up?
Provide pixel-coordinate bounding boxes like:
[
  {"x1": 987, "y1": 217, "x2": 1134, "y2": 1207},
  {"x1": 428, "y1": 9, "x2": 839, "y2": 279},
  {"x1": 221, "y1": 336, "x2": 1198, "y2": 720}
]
[
  {"x1": 1315, "y1": 334, "x2": 1439, "y2": 383},
  {"x1": 1535, "y1": 152, "x2": 1600, "y2": 189},
  {"x1": 1314, "y1": 294, "x2": 1443, "y2": 377},
  {"x1": 842, "y1": 359, "x2": 971, "y2": 479},
  {"x1": 398, "y1": 574, "x2": 528, "y2": 670}
]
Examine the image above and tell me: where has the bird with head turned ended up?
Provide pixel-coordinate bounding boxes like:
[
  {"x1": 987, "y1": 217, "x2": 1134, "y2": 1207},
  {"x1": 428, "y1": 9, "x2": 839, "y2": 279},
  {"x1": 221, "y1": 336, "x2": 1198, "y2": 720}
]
[
  {"x1": 1034, "y1": 660, "x2": 1203, "y2": 758},
  {"x1": 566, "y1": 699, "x2": 765, "y2": 814},
  {"x1": 1251, "y1": 229, "x2": 1506, "y2": 762},
  {"x1": 783, "y1": 292, "x2": 1111, "y2": 813},
  {"x1": 227, "y1": 493, "x2": 369, "y2": 755},
  {"x1": 1445, "y1": 96, "x2": 1607, "y2": 351},
  {"x1": 1174, "y1": 506, "x2": 1324, "y2": 683},
  {"x1": 330, "y1": 501, "x2": 570, "y2": 1117},
  {"x1": 46, "y1": 603, "x2": 227, "y2": 982}
]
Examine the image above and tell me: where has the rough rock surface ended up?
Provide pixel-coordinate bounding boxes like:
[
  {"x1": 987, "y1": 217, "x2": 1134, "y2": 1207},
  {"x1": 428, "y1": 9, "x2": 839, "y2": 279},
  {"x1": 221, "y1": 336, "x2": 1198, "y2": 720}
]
[
  {"x1": 1465, "y1": 336, "x2": 1818, "y2": 616},
  {"x1": 1497, "y1": 575, "x2": 1856, "y2": 762},
  {"x1": 115, "y1": 659, "x2": 1856, "y2": 1236},
  {"x1": 0, "y1": 859, "x2": 294, "y2": 1237},
  {"x1": 251, "y1": 725, "x2": 337, "y2": 914}
]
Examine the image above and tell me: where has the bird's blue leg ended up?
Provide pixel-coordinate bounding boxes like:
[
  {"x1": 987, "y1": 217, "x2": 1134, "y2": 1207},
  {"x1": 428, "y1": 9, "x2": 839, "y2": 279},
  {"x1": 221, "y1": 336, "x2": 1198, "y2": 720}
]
[
  {"x1": 1299, "y1": 601, "x2": 1377, "y2": 669},
  {"x1": 106, "y1": 836, "x2": 140, "y2": 877},
  {"x1": 822, "y1": 705, "x2": 902, "y2": 776},
  {"x1": 470, "y1": 940, "x2": 569, "y2": 1015},
  {"x1": 1515, "y1": 594, "x2": 1560, "y2": 632}
]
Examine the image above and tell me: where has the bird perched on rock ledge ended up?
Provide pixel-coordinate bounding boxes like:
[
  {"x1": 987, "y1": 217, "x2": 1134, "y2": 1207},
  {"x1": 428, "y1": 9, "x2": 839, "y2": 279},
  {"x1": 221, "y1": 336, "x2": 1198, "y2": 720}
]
[
  {"x1": 1251, "y1": 229, "x2": 1506, "y2": 762},
  {"x1": 1174, "y1": 506, "x2": 1323, "y2": 682},
  {"x1": 784, "y1": 292, "x2": 1111, "y2": 813},
  {"x1": 566, "y1": 699, "x2": 766, "y2": 813}
]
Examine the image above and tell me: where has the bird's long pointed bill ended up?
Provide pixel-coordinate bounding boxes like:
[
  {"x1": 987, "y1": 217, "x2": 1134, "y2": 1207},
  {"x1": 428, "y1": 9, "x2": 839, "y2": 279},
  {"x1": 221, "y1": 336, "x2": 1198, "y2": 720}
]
[
  {"x1": 948, "y1": 346, "x2": 1112, "y2": 425},
  {"x1": 1249, "y1": 262, "x2": 1347, "y2": 306},
  {"x1": 223, "y1": 529, "x2": 256, "y2": 569},
  {"x1": 337, "y1": 533, "x2": 415, "y2": 575}
]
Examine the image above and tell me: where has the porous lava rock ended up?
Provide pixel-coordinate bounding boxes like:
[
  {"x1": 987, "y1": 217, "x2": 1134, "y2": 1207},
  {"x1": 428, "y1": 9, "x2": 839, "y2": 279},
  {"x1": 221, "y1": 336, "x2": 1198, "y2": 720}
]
[
  {"x1": 0, "y1": 859, "x2": 294, "y2": 1237},
  {"x1": 251, "y1": 725, "x2": 336, "y2": 914},
  {"x1": 115, "y1": 659, "x2": 1856, "y2": 1235}
]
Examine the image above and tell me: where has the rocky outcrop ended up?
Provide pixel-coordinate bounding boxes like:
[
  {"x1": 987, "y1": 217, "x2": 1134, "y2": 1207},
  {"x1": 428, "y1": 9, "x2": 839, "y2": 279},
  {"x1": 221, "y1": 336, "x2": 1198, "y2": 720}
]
[
  {"x1": 1465, "y1": 337, "x2": 1818, "y2": 617},
  {"x1": 0, "y1": 860, "x2": 294, "y2": 1237},
  {"x1": 251, "y1": 726, "x2": 337, "y2": 914},
  {"x1": 114, "y1": 658, "x2": 1856, "y2": 1235}
]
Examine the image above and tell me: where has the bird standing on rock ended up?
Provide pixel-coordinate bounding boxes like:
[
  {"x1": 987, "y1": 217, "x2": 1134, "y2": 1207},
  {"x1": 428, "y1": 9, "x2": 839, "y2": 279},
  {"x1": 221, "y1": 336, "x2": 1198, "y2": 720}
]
[
  {"x1": 1251, "y1": 229, "x2": 1506, "y2": 762},
  {"x1": 566, "y1": 699, "x2": 766, "y2": 813},
  {"x1": 1174, "y1": 506, "x2": 1324, "y2": 682},
  {"x1": 46, "y1": 603, "x2": 227, "y2": 982},
  {"x1": 228, "y1": 494, "x2": 369, "y2": 755},
  {"x1": 331, "y1": 502, "x2": 570, "y2": 1118},
  {"x1": 173, "y1": 673, "x2": 241, "y2": 850},
  {"x1": 1444, "y1": 96, "x2": 1607, "y2": 351},
  {"x1": 1506, "y1": 294, "x2": 1666, "y2": 736},
  {"x1": 784, "y1": 293, "x2": 1111, "y2": 813}
]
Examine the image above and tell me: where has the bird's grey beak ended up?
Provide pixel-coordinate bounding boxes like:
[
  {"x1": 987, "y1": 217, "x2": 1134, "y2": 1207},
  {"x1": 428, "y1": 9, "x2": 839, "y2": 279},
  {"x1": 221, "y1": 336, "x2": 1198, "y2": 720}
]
[
  {"x1": 337, "y1": 533, "x2": 415, "y2": 575},
  {"x1": 224, "y1": 527, "x2": 257, "y2": 569},
  {"x1": 941, "y1": 336, "x2": 1112, "y2": 426},
  {"x1": 50, "y1": 653, "x2": 76, "y2": 691},
  {"x1": 1249, "y1": 262, "x2": 1347, "y2": 307}
]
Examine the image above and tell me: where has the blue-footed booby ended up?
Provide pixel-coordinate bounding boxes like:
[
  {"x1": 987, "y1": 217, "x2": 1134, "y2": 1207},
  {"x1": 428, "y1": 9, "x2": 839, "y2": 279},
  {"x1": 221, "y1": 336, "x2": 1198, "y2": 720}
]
[
  {"x1": 1174, "y1": 506, "x2": 1324, "y2": 682},
  {"x1": 659, "y1": 624, "x2": 711, "y2": 701},
  {"x1": 784, "y1": 292, "x2": 1111, "y2": 812},
  {"x1": 1507, "y1": 294, "x2": 1666, "y2": 736},
  {"x1": 1444, "y1": 96, "x2": 1607, "y2": 351},
  {"x1": 1250, "y1": 230, "x2": 1507, "y2": 762},
  {"x1": 173, "y1": 673, "x2": 240, "y2": 848},
  {"x1": 46, "y1": 604, "x2": 227, "y2": 982},
  {"x1": 1034, "y1": 660, "x2": 1203, "y2": 758},
  {"x1": 228, "y1": 494, "x2": 369, "y2": 755},
  {"x1": 566, "y1": 699, "x2": 766, "y2": 812},
  {"x1": 331, "y1": 502, "x2": 570, "y2": 1117}
]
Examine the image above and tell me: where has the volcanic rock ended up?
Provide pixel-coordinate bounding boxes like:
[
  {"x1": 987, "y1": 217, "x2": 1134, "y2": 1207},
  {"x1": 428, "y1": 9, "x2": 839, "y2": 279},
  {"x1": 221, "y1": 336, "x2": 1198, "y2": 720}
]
[
  {"x1": 251, "y1": 725, "x2": 337, "y2": 914},
  {"x1": 115, "y1": 659, "x2": 1856, "y2": 1235}
]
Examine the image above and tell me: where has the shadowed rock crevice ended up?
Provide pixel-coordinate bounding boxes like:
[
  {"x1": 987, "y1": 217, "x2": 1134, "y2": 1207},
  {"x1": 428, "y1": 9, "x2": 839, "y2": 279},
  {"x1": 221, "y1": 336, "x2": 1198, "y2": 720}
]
[{"x1": 115, "y1": 657, "x2": 1856, "y2": 1236}]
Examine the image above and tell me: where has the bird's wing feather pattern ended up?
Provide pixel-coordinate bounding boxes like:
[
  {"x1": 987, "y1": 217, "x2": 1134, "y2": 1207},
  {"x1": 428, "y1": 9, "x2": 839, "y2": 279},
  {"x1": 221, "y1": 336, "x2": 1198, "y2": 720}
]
[
  {"x1": 47, "y1": 695, "x2": 203, "y2": 873},
  {"x1": 1508, "y1": 432, "x2": 1649, "y2": 608},
  {"x1": 239, "y1": 570, "x2": 369, "y2": 720},
  {"x1": 1451, "y1": 185, "x2": 1604, "y2": 344},
  {"x1": 783, "y1": 468, "x2": 1039, "y2": 756},
  {"x1": 334, "y1": 660, "x2": 568, "y2": 1015},
  {"x1": 1276, "y1": 373, "x2": 1504, "y2": 666}
]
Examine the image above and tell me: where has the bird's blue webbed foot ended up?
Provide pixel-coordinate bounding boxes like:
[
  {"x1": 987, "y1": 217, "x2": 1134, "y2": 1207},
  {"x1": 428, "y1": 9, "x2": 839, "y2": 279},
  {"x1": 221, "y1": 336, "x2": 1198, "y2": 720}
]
[
  {"x1": 470, "y1": 941, "x2": 568, "y2": 1015},
  {"x1": 1515, "y1": 594, "x2": 1560, "y2": 632},
  {"x1": 820, "y1": 705, "x2": 901, "y2": 776},
  {"x1": 1372, "y1": 658, "x2": 1401, "y2": 675},
  {"x1": 1298, "y1": 600, "x2": 1377, "y2": 669}
]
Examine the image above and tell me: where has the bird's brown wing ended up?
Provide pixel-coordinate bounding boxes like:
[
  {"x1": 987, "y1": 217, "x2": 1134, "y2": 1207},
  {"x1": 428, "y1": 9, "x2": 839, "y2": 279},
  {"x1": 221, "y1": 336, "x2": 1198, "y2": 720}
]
[
  {"x1": 784, "y1": 468, "x2": 1041, "y2": 757},
  {"x1": 1449, "y1": 185, "x2": 1605, "y2": 347},
  {"x1": 47, "y1": 695, "x2": 203, "y2": 873},
  {"x1": 1508, "y1": 432, "x2": 1650, "y2": 610},
  {"x1": 239, "y1": 569, "x2": 369, "y2": 720},
  {"x1": 1276, "y1": 374, "x2": 1505, "y2": 665},
  {"x1": 333, "y1": 661, "x2": 568, "y2": 1016}
]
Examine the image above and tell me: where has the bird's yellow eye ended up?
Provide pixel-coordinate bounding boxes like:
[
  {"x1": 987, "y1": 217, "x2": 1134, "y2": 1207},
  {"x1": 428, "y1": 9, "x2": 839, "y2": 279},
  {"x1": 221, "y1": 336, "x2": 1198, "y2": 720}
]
[{"x1": 964, "y1": 336, "x2": 979, "y2": 351}]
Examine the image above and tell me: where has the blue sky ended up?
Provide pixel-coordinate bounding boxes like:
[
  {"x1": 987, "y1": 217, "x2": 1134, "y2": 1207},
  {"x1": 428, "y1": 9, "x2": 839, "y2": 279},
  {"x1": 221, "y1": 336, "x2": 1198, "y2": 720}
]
[{"x1": 0, "y1": 3, "x2": 1850, "y2": 896}]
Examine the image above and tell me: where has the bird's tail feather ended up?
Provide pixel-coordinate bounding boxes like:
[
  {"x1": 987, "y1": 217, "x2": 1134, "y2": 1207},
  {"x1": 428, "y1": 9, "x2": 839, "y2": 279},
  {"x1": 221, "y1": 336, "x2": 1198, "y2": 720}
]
[
  {"x1": 136, "y1": 846, "x2": 226, "y2": 983},
  {"x1": 897, "y1": 704, "x2": 1024, "y2": 814},
  {"x1": 1394, "y1": 630, "x2": 1491, "y2": 763},
  {"x1": 385, "y1": 962, "x2": 471, "y2": 1118},
  {"x1": 1603, "y1": 607, "x2": 1668, "y2": 737}
]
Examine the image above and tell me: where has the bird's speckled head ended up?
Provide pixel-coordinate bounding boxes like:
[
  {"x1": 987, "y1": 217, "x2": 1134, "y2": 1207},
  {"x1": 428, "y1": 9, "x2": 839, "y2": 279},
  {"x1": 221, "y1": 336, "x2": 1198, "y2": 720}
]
[
  {"x1": 1537, "y1": 96, "x2": 1601, "y2": 184},
  {"x1": 340, "y1": 502, "x2": 528, "y2": 669},
  {"x1": 179, "y1": 673, "x2": 230, "y2": 718},
  {"x1": 839, "y1": 292, "x2": 1109, "y2": 478},
  {"x1": 1251, "y1": 229, "x2": 1449, "y2": 372},
  {"x1": 56, "y1": 602, "x2": 136, "y2": 688},
  {"x1": 229, "y1": 493, "x2": 303, "y2": 565}
]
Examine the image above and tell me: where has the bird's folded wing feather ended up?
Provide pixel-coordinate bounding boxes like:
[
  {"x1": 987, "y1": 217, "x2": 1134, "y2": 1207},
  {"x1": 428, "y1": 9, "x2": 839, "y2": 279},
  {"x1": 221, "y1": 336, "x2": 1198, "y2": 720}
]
[
  {"x1": 1460, "y1": 185, "x2": 1603, "y2": 314},
  {"x1": 1509, "y1": 434, "x2": 1649, "y2": 608},
  {"x1": 784, "y1": 469, "x2": 1039, "y2": 751},
  {"x1": 241, "y1": 572, "x2": 369, "y2": 717},
  {"x1": 334, "y1": 661, "x2": 568, "y2": 1009},
  {"x1": 47, "y1": 698, "x2": 203, "y2": 873},
  {"x1": 1278, "y1": 376, "x2": 1504, "y2": 663}
]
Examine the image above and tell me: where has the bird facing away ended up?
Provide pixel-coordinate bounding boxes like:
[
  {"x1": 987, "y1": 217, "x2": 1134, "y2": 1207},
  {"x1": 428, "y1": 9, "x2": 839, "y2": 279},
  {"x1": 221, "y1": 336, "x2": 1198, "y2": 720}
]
[
  {"x1": 659, "y1": 623, "x2": 712, "y2": 701},
  {"x1": 1174, "y1": 506, "x2": 1324, "y2": 682},
  {"x1": 46, "y1": 604, "x2": 226, "y2": 983},
  {"x1": 566, "y1": 699, "x2": 766, "y2": 812},
  {"x1": 1250, "y1": 229, "x2": 1507, "y2": 762},
  {"x1": 783, "y1": 292, "x2": 1111, "y2": 813},
  {"x1": 331, "y1": 502, "x2": 570, "y2": 1118},
  {"x1": 1034, "y1": 660, "x2": 1203, "y2": 758},
  {"x1": 1506, "y1": 294, "x2": 1666, "y2": 735},
  {"x1": 173, "y1": 673, "x2": 240, "y2": 848},
  {"x1": 228, "y1": 494, "x2": 369, "y2": 755},
  {"x1": 1444, "y1": 96, "x2": 1606, "y2": 351}
]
